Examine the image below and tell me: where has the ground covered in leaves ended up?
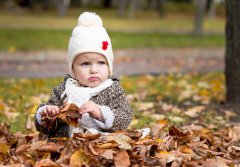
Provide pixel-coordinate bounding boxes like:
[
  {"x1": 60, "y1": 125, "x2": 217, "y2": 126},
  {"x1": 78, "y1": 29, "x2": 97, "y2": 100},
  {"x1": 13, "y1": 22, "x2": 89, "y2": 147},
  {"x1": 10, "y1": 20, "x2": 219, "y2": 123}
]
[
  {"x1": 0, "y1": 72, "x2": 240, "y2": 166},
  {"x1": 0, "y1": 121, "x2": 240, "y2": 166}
]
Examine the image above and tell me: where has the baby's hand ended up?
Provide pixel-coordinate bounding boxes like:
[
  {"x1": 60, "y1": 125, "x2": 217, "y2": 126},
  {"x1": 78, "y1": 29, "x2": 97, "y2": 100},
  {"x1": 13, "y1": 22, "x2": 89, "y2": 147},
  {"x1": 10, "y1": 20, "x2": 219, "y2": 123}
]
[
  {"x1": 42, "y1": 105, "x2": 60, "y2": 118},
  {"x1": 79, "y1": 101, "x2": 104, "y2": 122}
]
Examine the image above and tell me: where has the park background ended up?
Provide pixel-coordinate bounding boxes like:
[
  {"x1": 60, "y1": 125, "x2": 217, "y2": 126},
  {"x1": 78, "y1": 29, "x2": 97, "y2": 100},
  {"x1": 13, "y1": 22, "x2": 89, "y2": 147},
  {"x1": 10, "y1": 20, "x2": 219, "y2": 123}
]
[{"x1": 0, "y1": 0, "x2": 239, "y2": 166}]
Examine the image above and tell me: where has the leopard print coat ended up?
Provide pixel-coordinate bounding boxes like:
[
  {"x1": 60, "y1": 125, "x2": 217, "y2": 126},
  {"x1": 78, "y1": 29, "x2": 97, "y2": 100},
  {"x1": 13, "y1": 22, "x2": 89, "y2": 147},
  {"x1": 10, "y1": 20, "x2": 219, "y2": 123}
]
[{"x1": 34, "y1": 74, "x2": 133, "y2": 138}]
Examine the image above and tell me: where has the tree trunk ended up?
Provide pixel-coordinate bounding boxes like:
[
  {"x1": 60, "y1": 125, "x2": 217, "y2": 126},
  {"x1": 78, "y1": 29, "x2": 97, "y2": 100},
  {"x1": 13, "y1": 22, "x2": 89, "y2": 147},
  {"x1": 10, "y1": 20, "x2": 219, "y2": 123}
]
[
  {"x1": 56, "y1": 0, "x2": 70, "y2": 17},
  {"x1": 193, "y1": 0, "x2": 207, "y2": 36},
  {"x1": 103, "y1": 0, "x2": 112, "y2": 8},
  {"x1": 128, "y1": 0, "x2": 138, "y2": 19},
  {"x1": 207, "y1": 0, "x2": 216, "y2": 20},
  {"x1": 225, "y1": 0, "x2": 240, "y2": 104},
  {"x1": 156, "y1": 0, "x2": 165, "y2": 18},
  {"x1": 149, "y1": 0, "x2": 165, "y2": 18},
  {"x1": 118, "y1": 0, "x2": 128, "y2": 17}
]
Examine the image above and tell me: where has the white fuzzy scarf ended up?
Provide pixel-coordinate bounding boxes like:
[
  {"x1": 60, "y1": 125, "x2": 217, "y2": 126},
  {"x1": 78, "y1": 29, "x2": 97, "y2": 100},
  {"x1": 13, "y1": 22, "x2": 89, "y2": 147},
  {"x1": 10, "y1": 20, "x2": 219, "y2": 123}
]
[{"x1": 61, "y1": 78, "x2": 113, "y2": 107}]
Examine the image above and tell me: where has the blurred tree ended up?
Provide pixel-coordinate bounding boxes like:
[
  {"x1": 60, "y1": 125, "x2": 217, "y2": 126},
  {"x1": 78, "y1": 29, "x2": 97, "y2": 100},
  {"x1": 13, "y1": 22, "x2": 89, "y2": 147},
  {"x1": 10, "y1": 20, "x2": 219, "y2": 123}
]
[
  {"x1": 207, "y1": 0, "x2": 216, "y2": 19},
  {"x1": 15, "y1": 0, "x2": 31, "y2": 7},
  {"x1": 70, "y1": 0, "x2": 82, "y2": 7},
  {"x1": 118, "y1": 0, "x2": 127, "y2": 17},
  {"x1": 128, "y1": 0, "x2": 137, "y2": 18},
  {"x1": 149, "y1": 0, "x2": 165, "y2": 18},
  {"x1": 118, "y1": 0, "x2": 163, "y2": 19},
  {"x1": 193, "y1": 0, "x2": 207, "y2": 36},
  {"x1": 117, "y1": 0, "x2": 139, "y2": 18},
  {"x1": 103, "y1": 0, "x2": 112, "y2": 8},
  {"x1": 56, "y1": 0, "x2": 70, "y2": 17},
  {"x1": 225, "y1": 0, "x2": 240, "y2": 106}
]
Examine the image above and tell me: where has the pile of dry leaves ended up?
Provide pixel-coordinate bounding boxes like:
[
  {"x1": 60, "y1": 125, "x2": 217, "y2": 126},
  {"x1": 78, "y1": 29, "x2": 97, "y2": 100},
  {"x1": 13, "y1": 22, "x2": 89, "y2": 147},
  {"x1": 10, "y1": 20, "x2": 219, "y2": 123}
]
[{"x1": 0, "y1": 104, "x2": 240, "y2": 167}]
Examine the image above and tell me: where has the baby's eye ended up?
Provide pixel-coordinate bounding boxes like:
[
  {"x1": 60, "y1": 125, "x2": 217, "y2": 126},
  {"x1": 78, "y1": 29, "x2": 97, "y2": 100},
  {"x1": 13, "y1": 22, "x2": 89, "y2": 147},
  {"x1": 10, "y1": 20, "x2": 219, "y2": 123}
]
[
  {"x1": 98, "y1": 61, "x2": 106, "y2": 65},
  {"x1": 81, "y1": 62, "x2": 90, "y2": 66}
]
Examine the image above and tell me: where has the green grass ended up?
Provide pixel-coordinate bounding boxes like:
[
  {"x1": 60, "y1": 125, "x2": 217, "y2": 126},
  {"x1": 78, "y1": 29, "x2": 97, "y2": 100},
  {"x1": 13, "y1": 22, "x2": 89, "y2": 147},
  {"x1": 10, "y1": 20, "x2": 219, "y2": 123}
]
[{"x1": 0, "y1": 28, "x2": 225, "y2": 51}]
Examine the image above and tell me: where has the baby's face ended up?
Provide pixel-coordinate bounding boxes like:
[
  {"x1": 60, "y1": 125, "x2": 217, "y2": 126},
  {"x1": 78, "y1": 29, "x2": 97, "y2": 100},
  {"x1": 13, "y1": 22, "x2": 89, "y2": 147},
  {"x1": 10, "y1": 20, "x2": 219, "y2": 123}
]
[{"x1": 73, "y1": 53, "x2": 109, "y2": 87}]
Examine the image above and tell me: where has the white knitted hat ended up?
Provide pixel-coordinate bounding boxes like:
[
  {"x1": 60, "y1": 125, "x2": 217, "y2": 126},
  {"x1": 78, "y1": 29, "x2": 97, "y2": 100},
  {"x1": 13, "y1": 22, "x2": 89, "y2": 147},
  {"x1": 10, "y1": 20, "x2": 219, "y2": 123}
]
[{"x1": 68, "y1": 12, "x2": 114, "y2": 78}]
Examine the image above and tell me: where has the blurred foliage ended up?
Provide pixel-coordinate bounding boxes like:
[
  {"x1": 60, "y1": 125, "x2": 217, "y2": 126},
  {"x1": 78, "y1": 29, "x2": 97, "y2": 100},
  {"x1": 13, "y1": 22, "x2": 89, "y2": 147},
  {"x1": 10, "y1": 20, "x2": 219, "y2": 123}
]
[{"x1": 0, "y1": 3, "x2": 225, "y2": 51}]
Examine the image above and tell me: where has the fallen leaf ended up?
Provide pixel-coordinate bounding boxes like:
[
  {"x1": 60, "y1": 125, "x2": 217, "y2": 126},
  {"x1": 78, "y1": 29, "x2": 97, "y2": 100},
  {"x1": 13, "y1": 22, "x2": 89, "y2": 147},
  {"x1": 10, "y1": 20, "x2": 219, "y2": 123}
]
[
  {"x1": 35, "y1": 158, "x2": 60, "y2": 167},
  {"x1": 70, "y1": 149, "x2": 90, "y2": 166},
  {"x1": 114, "y1": 150, "x2": 130, "y2": 167},
  {"x1": 179, "y1": 146, "x2": 193, "y2": 154},
  {"x1": 0, "y1": 143, "x2": 10, "y2": 154},
  {"x1": 184, "y1": 106, "x2": 205, "y2": 118},
  {"x1": 102, "y1": 132, "x2": 132, "y2": 150},
  {"x1": 101, "y1": 149, "x2": 116, "y2": 160},
  {"x1": 15, "y1": 144, "x2": 31, "y2": 155},
  {"x1": 36, "y1": 142, "x2": 64, "y2": 153}
]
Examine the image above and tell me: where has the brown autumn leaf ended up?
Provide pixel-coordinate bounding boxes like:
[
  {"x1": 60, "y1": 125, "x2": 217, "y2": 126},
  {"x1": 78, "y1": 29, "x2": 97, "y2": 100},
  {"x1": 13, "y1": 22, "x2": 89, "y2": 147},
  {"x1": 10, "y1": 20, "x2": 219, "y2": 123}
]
[
  {"x1": 169, "y1": 125, "x2": 190, "y2": 138},
  {"x1": 96, "y1": 142, "x2": 118, "y2": 149},
  {"x1": 184, "y1": 105, "x2": 205, "y2": 118},
  {"x1": 15, "y1": 144, "x2": 31, "y2": 155},
  {"x1": 155, "y1": 150, "x2": 176, "y2": 163},
  {"x1": 202, "y1": 158, "x2": 228, "y2": 167},
  {"x1": 101, "y1": 149, "x2": 117, "y2": 160},
  {"x1": 0, "y1": 123, "x2": 9, "y2": 136},
  {"x1": 36, "y1": 142, "x2": 64, "y2": 153},
  {"x1": 151, "y1": 120, "x2": 168, "y2": 139},
  {"x1": 134, "y1": 138, "x2": 157, "y2": 145},
  {"x1": 35, "y1": 158, "x2": 60, "y2": 167},
  {"x1": 26, "y1": 140, "x2": 48, "y2": 157},
  {"x1": 114, "y1": 150, "x2": 131, "y2": 167},
  {"x1": 102, "y1": 132, "x2": 132, "y2": 150},
  {"x1": 73, "y1": 132, "x2": 100, "y2": 140},
  {"x1": 41, "y1": 103, "x2": 81, "y2": 127},
  {"x1": 57, "y1": 103, "x2": 81, "y2": 127}
]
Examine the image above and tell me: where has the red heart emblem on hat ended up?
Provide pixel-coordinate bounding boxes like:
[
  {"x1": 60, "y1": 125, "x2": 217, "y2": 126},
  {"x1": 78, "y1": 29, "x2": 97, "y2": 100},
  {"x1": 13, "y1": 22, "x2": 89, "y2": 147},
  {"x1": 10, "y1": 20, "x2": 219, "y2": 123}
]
[{"x1": 102, "y1": 41, "x2": 108, "y2": 50}]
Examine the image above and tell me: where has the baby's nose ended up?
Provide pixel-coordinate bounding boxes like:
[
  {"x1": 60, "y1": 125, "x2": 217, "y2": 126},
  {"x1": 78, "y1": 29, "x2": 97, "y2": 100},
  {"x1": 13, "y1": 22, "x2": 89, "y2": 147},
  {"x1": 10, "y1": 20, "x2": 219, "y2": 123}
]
[{"x1": 90, "y1": 64, "x2": 98, "y2": 73}]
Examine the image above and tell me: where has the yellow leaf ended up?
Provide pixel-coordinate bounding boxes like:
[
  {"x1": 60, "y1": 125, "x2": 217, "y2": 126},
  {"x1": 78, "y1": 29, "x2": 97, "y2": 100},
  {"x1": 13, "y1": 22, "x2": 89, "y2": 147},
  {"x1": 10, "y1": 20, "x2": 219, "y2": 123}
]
[
  {"x1": 156, "y1": 151, "x2": 176, "y2": 163},
  {"x1": 157, "y1": 119, "x2": 168, "y2": 125},
  {"x1": 70, "y1": 149, "x2": 90, "y2": 166},
  {"x1": 29, "y1": 104, "x2": 39, "y2": 114},
  {"x1": 201, "y1": 128, "x2": 211, "y2": 134},
  {"x1": 30, "y1": 96, "x2": 42, "y2": 105},
  {"x1": 0, "y1": 143, "x2": 10, "y2": 154},
  {"x1": 97, "y1": 142, "x2": 118, "y2": 149},
  {"x1": 161, "y1": 150, "x2": 170, "y2": 154},
  {"x1": 179, "y1": 146, "x2": 193, "y2": 154},
  {"x1": 199, "y1": 89, "x2": 211, "y2": 97},
  {"x1": 156, "y1": 139, "x2": 164, "y2": 143},
  {"x1": 0, "y1": 102, "x2": 5, "y2": 110}
]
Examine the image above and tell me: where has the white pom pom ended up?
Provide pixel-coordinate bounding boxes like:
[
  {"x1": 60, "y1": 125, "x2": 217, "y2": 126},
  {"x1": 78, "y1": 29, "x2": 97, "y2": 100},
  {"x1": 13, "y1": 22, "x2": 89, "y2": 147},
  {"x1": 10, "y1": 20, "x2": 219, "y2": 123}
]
[{"x1": 78, "y1": 12, "x2": 103, "y2": 27}]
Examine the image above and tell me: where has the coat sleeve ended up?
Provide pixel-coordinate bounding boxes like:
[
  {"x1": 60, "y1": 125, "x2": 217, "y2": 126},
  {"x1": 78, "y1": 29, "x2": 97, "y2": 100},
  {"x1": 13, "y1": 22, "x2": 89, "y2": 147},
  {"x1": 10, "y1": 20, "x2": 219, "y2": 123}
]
[
  {"x1": 34, "y1": 80, "x2": 69, "y2": 137},
  {"x1": 105, "y1": 82, "x2": 133, "y2": 132}
]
